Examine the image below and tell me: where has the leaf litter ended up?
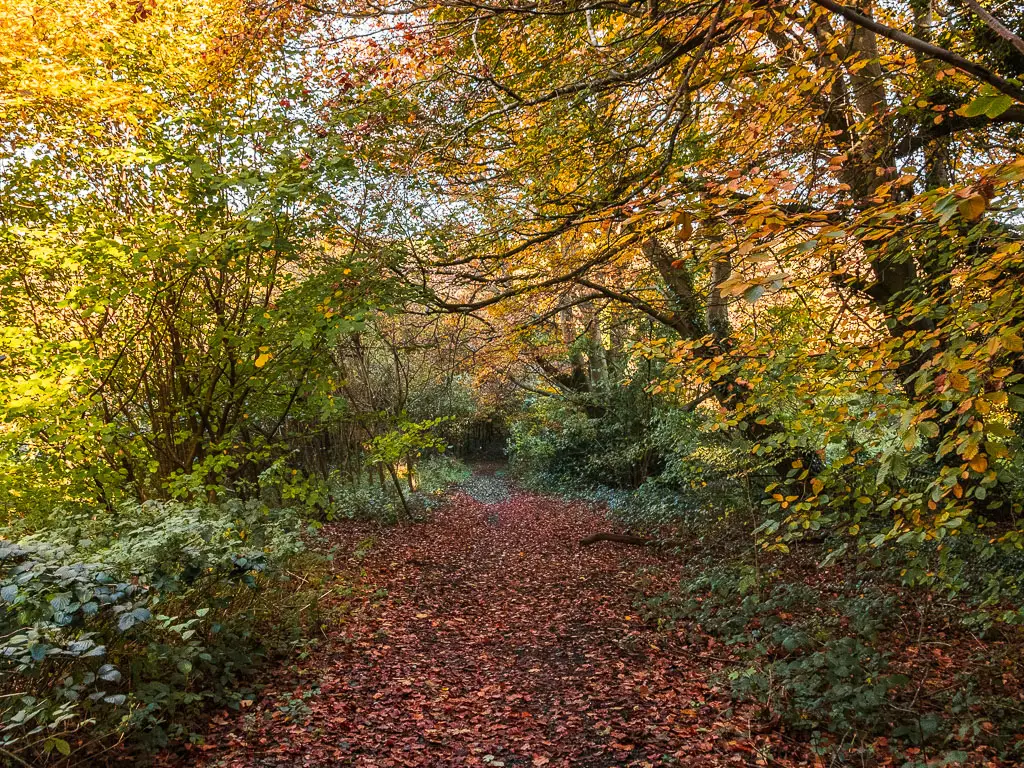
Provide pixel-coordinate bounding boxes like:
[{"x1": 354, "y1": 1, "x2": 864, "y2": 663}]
[{"x1": 162, "y1": 484, "x2": 802, "y2": 767}]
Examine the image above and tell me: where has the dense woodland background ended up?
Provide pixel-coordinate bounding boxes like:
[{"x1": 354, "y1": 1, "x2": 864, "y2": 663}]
[{"x1": 2, "y1": 0, "x2": 1024, "y2": 764}]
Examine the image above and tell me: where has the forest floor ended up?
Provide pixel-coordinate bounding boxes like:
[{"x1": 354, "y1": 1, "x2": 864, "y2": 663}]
[{"x1": 166, "y1": 466, "x2": 800, "y2": 767}]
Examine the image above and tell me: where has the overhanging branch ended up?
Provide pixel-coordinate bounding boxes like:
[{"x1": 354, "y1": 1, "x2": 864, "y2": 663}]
[{"x1": 810, "y1": 0, "x2": 1024, "y2": 102}]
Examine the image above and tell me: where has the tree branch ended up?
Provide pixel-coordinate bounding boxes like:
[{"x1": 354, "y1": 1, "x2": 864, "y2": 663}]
[
  {"x1": 894, "y1": 105, "x2": 1024, "y2": 157},
  {"x1": 577, "y1": 278, "x2": 696, "y2": 337},
  {"x1": 956, "y1": 0, "x2": 1024, "y2": 57},
  {"x1": 810, "y1": 0, "x2": 1024, "y2": 102}
]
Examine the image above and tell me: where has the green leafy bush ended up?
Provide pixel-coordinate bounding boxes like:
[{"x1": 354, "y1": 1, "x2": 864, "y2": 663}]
[
  {"x1": 416, "y1": 455, "x2": 472, "y2": 496},
  {"x1": 641, "y1": 558, "x2": 1024, "y2": 762},
  {"x1": 322, "y1": 455, "x2": 471, "y2": 523},
  {"x1": 326, "y1": 481, "x2": 402, "y2": 522},
  {"x1": 0, "y1": 497, "x2": 317, "y2": 761},
  {"x1": 508, "y1": 390, "x2": 663, "y2": 493}
]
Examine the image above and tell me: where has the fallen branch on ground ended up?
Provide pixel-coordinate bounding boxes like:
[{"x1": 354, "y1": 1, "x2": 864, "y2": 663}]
[{"x1": 579, "y1": 532, "x2": 684, "y2": 548}]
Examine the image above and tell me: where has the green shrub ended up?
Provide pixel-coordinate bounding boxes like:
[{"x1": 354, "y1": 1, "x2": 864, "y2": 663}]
[
  {"x1": 0, "y1": 496, "x2": 320, "y2": 761},
  {"x1": 415, "y1": 455, "x2": 472, "y2": 496},
  {"x1": 323, "y1": 455, "x2": 471, "y2": 523},
  {"x1": 508, "y1": 384, "x2": 661, "y2": 492},
  {"x1": 641, "y1": 560, "x2": 1024, "y2": 762},
  {"x1": 326, "y1": 481, "x2": 401, "y2": 522}
]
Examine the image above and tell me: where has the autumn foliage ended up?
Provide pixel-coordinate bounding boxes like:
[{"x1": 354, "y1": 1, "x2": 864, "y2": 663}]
[{"x1": 2, "y1": 0, "x2": 1024, "y2": 764}]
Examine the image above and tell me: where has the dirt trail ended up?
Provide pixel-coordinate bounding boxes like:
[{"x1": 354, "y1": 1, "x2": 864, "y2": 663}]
[{"x1": 177, "y1": 476, "x2": 784, "y2": 767}]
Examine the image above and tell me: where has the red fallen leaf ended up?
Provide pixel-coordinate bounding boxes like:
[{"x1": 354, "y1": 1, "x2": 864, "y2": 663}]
[{"x1": 151, "y1": 477, "x2": 820, "y2": 768}]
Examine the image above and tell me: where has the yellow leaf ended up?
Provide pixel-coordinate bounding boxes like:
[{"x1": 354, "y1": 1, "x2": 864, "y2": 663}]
[
  {"x1": 957, "y1": 194, "x2": 987, "y2": 222},
  {"x1": 970, "y1": 455, "x2": 988, "y2": 473},
  {"x1": 985, "y1": 391, "x2": 1007, "y2": 406},
  {"x1": 254, "y1": 353, "x2": 272, "y2": 368},
  {"x1": 672, "y1": 210, "x2": 694, "y2": 242},
  {"x1": 1002, "y1": 332, "x2": 1024, "y2": 353},
  {"x1": 948, "y1": 372, "x2": 969, "y2": 392}
]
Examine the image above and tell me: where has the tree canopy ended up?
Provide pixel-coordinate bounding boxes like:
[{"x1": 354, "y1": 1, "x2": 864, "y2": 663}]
[{"x1": 2, "y1": 0, "x2": 1024, "y2": 764}]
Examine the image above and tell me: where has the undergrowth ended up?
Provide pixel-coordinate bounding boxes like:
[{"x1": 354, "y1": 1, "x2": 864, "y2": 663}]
[
  {"x1": 0, "y1": 456, "x2": 469, "y2": 764},
  {"x1": 508, "y1": 396, "x2": 1024, "y2": 765},
  {"x1": 638, "y1": 544, "x2": 1024, "y2": 765},
  {"x1": 323, "y1": 455, "x2": 471, "y2": 522},
  {"x1": 0, "y1": 496, "x2": 338, "y2": 764}
]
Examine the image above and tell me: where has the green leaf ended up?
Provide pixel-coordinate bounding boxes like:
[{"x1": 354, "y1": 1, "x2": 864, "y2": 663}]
[
  {"x1": 959, "y1": 94, "x2": 1016, "y2": 118},
  {"x1": 742, "y1": 284, "x2": 765, "y2": 303},
  {"x1": 983, "y1": 95, "x2": 1015, "y2": 118},
  {"x1": 892, "y1": 454, "x2": 909, "y2": 482}
]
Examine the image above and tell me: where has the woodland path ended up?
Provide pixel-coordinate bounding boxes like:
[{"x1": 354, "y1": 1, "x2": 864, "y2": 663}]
[{"x1": 173, "y1": 468, "x2": 787, "y2": 767}]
